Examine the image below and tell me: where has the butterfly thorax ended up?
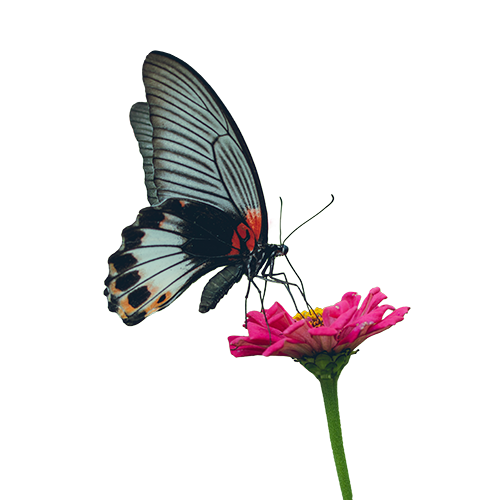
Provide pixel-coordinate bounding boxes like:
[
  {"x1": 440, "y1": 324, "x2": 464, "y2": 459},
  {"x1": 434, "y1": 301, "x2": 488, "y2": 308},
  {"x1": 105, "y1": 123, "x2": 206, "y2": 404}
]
[{"x1": 245, "y1": 243, "x2": 288, "y2": 279}]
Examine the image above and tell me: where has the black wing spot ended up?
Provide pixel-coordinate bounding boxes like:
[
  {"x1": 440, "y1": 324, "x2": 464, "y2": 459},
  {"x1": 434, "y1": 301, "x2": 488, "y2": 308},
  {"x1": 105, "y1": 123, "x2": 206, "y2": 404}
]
[
  {"x1": 138, "y1": 207, "x2": 165, "y2": 228},
  {"x1": 128, "y1": 286, "x2": 151, "y2": 308},
  {"x1": 158, "y1": 293, "x2": 167, "y2": 304},
  {"x1": 122, "y1": 228, "x2": 146, "y2": 250},
  {"x1": 107, "y1": 253, "x2": 138, "y2": 274},
  {"x1": 115, "y1": 271, "x2": 141, "y2": 292}
]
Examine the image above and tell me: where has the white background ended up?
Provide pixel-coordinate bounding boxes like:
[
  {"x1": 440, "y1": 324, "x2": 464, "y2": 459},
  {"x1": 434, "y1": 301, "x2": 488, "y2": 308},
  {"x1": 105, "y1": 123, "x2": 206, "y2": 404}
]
[{"x1": 0, "y1": 2, "x2": 500, "y2": 500}]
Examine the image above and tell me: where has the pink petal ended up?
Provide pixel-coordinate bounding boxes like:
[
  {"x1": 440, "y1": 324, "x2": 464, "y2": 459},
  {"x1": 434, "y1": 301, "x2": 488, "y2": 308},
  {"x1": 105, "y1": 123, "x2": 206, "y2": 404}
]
[
  {"x1": 309, "y1": 325, "x2": 339, "y2": 337},
  {"x1": 366, "y1": 306, "x2": 410, "y2": 334},
  {"x1": 323, "y1": 298, "x2": 352, "y2": 322},
  {"x1": 354, "y1": 287, "x2": 386, "y2": 317},
  {"x1": 268, "y1": 303, "x2": 295, "y2": 330},
  {"x1": 308, "y1": 326, "x2": 345, "y2": 353},
  {"x1": 341, "y1": 291, "x2": 362, "y2": 309},
  {"x1": 249, "y1": 322, "x2": 283, "y2": 341},
  {"x1": 323, "y1": 305, "x2": 358, "y2": 330},
  {"x1": 283, "y1": 320, "x2": 314, "y2": 342},
  {"x1": 349, "y1": 304, "x2": 395, "y2": 327},
  {"x1": 229, "y1": 342, "x2": 267, "y2": 358},
  {"x1": 262, "y1": 335, "x2": 312, "y2": 356},
  {"x1": 246, "y1": 310, "x2": 265, "y2": 325}
]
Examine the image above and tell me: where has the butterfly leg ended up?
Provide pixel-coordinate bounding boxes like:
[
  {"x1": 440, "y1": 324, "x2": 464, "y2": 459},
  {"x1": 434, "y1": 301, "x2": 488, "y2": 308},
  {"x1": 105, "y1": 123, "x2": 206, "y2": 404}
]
[
  {"x1": 265, "y1": 273, "x2": 311, "y2": 309},
  {"x1": 249, "y1": 278, "x2": 273, "y2": 339},
  {"x1": 259, "y1": 258, "x2": 312, "y2": 315},
  {"x1": 244, "y1": 277, "x2": 252, "y2": 327},
  {"x1": 259, "y1": 272, "x2": 306, "y2": 315},
  {"x1": 262, "y1": 273, "x2": 319, "y2": 320}
]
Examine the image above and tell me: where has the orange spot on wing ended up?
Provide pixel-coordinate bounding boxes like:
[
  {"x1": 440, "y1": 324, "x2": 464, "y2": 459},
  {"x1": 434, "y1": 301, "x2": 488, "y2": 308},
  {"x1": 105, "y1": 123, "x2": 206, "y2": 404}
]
[
  {"x1": 159, "y1": 214, "x2": 170, "y2": 228},
  {"x1": 138, "y1": 290, "x2": 173, "y2": 317},
  {"x1": 179, "y1": 200, "x2": 186, "y2": 207},
  {"x1": 119, "y1": 297, "x2": 136, "y2": 315},
  {"x1": 109, "y1": 281, "x2": 120, "y2": 295}
]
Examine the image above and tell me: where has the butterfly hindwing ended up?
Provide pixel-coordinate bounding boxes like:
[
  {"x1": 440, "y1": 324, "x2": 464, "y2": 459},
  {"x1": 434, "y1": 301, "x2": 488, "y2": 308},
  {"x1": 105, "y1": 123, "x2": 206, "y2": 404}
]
[{"x1": 105, "y1": 198, "x2": 250, "y2": 325}]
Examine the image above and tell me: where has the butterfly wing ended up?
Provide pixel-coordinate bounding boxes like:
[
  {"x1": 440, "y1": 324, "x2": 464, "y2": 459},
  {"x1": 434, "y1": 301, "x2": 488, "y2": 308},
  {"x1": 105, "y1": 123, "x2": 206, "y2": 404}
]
[
  {"x1": 129, "y1": 102, "x2": 158, "y2": 206},
  {"x1": 105, "y1": 199, "x2": 248, "y2": 326},
  {"x1": 105, "y1": 51, "x2": 268, "y2": 325},
  {"x1": 142, "y1": 51, "x2": 268, "y2": 240}
]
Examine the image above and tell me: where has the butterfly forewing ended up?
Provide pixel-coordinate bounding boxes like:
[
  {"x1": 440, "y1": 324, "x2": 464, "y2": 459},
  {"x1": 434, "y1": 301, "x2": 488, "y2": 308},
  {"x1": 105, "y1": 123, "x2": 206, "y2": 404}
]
[{"x1": 143, "y1": 52, "x2": 267, "y2": 238}]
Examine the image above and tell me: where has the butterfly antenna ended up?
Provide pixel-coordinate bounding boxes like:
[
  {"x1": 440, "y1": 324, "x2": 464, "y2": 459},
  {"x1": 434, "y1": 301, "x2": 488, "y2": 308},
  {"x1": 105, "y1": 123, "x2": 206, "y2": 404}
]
[
  {"x1": 281, "y1": 195, "x2": 334, "y2": 322},
  {"x1": 283, "y1": 194, "x2": 334, "y2": 244},
  {"x1": 279, "y1": 197, "x2": 284, "y2": 245}
]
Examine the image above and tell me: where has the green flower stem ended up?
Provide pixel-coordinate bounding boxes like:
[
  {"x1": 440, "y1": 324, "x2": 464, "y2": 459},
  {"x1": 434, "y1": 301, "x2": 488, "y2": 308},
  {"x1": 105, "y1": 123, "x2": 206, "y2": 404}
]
[{"x1": 320, "y1": 376, "x2": 352, "y2": 500}]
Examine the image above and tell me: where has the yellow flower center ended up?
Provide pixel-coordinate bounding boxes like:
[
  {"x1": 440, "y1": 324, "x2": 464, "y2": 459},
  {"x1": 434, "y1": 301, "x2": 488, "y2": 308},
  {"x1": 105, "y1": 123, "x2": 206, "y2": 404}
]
[{"x1": 294, "y1": 307, "x2": 324, "y2": 327}]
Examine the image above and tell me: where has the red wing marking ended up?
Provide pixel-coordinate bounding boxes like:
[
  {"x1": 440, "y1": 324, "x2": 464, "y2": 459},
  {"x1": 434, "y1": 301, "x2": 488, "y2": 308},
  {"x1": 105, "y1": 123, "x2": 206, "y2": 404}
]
[
  {"x1": 228, "y1": 231, "x2": 241, "y2": 256},
  {"x1": 237, "y1": 223, "x2": 255, "y2": 252},
  {"x1": 227, "y1": 208, "x2": 262, "y2": 257},
  {"x1": 244, "y1": 208, "x2": 262, "y2": 241}
]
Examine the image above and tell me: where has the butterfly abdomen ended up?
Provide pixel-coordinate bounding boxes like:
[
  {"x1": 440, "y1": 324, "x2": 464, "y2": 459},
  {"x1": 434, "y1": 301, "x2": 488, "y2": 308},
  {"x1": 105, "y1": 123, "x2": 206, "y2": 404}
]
[{"x1": 199, "y1": 265, "x2": 245, "y2": 313}]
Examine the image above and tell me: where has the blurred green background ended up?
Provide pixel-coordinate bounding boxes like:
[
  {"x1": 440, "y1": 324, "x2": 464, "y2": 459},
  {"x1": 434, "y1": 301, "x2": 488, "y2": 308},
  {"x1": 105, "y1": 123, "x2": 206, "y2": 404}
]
[{"x1": 104, "y1": 51, "x2": 410, "y2": 500}]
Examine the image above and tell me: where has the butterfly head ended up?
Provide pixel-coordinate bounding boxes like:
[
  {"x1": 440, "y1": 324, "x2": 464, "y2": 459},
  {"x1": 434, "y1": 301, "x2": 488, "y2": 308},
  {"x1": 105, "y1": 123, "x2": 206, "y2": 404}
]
[{"x1": 277, "y1": 244, "x2": 288, "y2": 257}]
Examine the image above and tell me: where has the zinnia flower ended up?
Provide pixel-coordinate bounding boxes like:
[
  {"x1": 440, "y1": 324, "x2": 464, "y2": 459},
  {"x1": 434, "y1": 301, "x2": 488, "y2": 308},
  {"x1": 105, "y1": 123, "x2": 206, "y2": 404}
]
[
  {"x1": 229, "y1": 287, "x2": 409, "y2": 359},
  {"x1": 228, "y1": 287, "x2": 409, "y2": 500}
]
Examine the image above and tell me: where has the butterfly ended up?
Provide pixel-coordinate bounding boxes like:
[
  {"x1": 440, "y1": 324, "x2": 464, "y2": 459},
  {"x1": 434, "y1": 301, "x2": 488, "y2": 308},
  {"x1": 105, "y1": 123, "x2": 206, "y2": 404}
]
[{"x1": 104, "y1": 51, "x2": 288, "y2": 326}]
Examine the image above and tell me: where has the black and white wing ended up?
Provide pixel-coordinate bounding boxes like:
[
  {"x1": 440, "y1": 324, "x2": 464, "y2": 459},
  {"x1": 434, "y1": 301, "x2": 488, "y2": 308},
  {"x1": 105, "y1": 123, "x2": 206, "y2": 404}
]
[
  {"x1": 105, "y1": 199, "x2": 246, "y2": 326},
  {"x1": 141, "y1": 50, "x2": 268, "y2": 239}
]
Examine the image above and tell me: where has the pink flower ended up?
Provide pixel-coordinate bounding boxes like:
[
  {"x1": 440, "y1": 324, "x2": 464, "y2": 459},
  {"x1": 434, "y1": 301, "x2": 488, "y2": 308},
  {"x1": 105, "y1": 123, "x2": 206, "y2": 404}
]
[{"x1": 229, "y1": 287, "x2": 409, "y2": 358}]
